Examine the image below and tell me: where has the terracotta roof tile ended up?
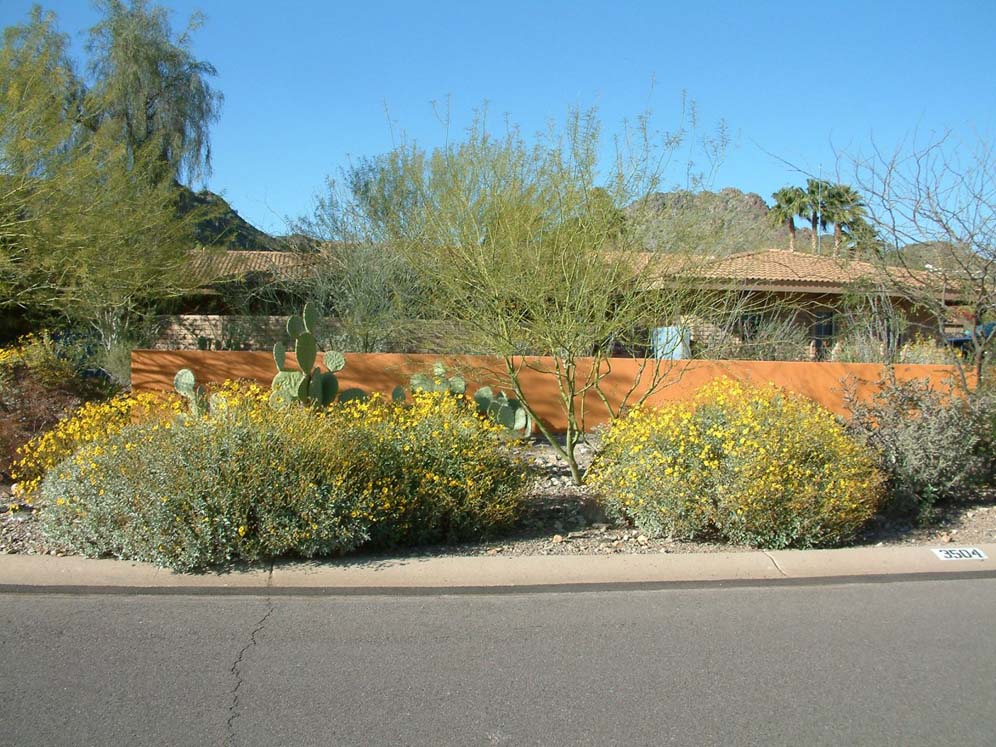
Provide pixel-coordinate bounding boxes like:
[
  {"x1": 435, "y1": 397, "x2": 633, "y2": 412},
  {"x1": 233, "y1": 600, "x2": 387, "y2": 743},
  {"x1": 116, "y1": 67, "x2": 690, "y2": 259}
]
[
  {"x1": 185, "y1": 250, "x2": 320, "y2": 286},
  {"x1": 631, "y1": 248, "x2": 944, "y2": 295}
]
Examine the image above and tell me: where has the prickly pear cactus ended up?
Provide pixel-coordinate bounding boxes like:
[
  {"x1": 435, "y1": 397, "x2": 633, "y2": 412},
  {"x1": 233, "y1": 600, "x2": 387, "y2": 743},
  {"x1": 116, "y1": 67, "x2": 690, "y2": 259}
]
[
  {"x1": 410, "y1": 362, "x2": 466, "y2": 396},
  {"x1": 173, "y1": 368, "x2": 206, "y2": 417},
  {"x1": 473, "y1": 386, "x2": 532, "y2": 437},
  {"x1": 270, "y1": 303, "x2": 364, "y2": 408}
]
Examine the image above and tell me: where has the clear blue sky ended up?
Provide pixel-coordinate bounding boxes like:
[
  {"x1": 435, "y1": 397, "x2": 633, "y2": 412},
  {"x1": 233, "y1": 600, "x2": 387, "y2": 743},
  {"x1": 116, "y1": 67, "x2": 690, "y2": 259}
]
[{"x1": 4, "y1": 1, "x2": 995, "y2": 235}]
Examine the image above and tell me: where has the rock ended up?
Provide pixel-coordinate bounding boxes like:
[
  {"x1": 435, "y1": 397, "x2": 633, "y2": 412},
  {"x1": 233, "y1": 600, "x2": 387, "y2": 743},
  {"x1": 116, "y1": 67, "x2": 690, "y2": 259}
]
[
  {"x1": 551, "y1": 534, "x2": 564, "y2": 544},
  {"x1": 592, "y1": 523, "x2": 609, "y2": 532},
  {"x1": 580, "y1": 497, "x2": 608, "y2": 524},
  {"x1": 637, "y1": 535, "x2": 649, "y2": 545}
]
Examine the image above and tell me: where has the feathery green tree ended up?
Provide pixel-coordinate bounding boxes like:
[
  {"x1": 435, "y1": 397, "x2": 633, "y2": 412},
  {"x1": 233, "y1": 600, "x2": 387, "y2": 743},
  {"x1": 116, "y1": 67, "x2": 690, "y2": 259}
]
[
  {"x1": 329, "y1": 107, "x2": 727, "y2": 483},
  {"x1": 86, "y1": 0, "x2": 222, "y2": 185},
  {"x1": 0, "y1": 5, "x2": 213, "y2": 351}
]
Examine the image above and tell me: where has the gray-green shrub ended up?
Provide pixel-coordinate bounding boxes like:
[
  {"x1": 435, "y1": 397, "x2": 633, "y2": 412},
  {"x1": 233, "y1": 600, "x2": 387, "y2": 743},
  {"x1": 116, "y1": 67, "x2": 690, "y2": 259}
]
[
  {"x1": 40, "y1": 417, "x2": 369, "y2": 571},
  {"x1": 846, "y1": 378, "x2": 996, "y2": 521},
  {"x1": 39, "y1": 384, "x2": 532, "y2": 571}
]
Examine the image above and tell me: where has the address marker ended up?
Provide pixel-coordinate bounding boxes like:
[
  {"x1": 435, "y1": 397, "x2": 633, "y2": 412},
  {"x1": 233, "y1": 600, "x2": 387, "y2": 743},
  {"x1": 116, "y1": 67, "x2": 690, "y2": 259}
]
[{"x1": 931, "y1": 548, "x2": 988, "y2": 560}]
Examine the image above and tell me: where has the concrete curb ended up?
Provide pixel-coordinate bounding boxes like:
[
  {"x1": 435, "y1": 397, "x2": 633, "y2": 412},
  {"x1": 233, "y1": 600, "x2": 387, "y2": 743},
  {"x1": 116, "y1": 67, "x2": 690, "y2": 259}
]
[{"x1": 1, "y1": 543, "x2": 994, "y2": 594}]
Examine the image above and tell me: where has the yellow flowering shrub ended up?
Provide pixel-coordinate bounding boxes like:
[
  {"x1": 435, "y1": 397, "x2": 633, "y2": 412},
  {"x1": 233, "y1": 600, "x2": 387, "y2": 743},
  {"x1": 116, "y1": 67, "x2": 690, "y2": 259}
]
[
  {"x1": 590, "y1": 379, "x2": 884, "y2": 548},
  {"x1": 0, "y1": 344, "x2": 18, "y2": 394},
  {"x1": 1, "y1": 331, "x2": 87, "y2": 385},
  {"x1": 39, "y1": 384, "x2": 531, "y2": 571},
  {"x1": 318, "y1": 391, "x2": 531, "y2": 546},
  {"x1": 11, "y1": 391, "x2": 181, "y2": 502},
  {"x1": 0, "y1": 345, "x2": 20, "y2": 369}
]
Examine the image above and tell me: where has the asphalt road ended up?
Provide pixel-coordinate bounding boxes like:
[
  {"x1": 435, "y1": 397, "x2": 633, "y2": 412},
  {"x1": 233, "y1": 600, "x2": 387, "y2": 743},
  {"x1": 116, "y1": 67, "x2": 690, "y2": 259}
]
[{"x1": 2, "y1": 578, "x2": 994, "y2": 746}]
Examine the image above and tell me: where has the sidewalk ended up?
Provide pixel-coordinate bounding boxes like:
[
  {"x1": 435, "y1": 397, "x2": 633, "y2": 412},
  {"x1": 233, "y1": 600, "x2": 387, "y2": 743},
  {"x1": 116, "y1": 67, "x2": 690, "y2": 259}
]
[{"x1": 1, "y1": 543, "x2": 994, "y2": 593}]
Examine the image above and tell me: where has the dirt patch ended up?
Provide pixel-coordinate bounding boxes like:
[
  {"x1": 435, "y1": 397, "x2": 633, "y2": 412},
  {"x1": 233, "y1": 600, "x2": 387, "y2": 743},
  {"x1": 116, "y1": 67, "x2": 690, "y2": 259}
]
[{"x1": 0, "y1": 364, "x2": 111, "y2": 479}]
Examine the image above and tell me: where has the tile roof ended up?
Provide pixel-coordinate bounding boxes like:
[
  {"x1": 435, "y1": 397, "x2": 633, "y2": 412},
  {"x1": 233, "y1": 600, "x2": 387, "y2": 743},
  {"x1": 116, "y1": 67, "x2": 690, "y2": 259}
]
[
  {"x1": 186, "y1": 248, "x2": 958, "y2": 302},
  {"x1": 184, "y1": 250, "x2": 320, "y2": 286},
  {"x1": 692, "y1": 249, "x2": 894, "y2": 286},
  {"x1": 633, "y1": 248, "x2": 947, "y2": 296}
]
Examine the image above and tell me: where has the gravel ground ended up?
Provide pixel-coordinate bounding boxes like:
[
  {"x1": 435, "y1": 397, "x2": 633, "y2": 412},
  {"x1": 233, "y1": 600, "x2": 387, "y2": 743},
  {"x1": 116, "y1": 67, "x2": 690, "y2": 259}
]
[{"x1": 4, "y1": 442, "x2": 996, "y2": 559}]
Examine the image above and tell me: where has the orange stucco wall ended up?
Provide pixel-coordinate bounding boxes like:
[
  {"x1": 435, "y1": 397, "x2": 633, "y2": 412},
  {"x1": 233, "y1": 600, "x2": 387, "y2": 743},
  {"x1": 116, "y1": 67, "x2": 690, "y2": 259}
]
[{"x1": 131, "y1": 350, "x2": 965, "y2": 432}]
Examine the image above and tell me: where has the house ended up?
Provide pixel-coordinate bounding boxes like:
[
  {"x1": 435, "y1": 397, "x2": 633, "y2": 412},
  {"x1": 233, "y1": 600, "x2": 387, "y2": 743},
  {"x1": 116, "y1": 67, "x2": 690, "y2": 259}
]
[
  {"x1": 155, "y1": 250, "x2": 321, "y2": 350},
  {"x1": 158, "y1": 247, "x2": 962, "y2": 360},
  {"x1": 633, "y1": 248, "x2": 962, "y2": 360}
]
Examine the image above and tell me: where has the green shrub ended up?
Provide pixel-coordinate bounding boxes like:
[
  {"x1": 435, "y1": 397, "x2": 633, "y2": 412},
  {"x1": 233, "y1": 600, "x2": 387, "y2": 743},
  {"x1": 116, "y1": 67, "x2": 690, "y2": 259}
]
[
  {"x1": 590, "y1": 379, "x2": 884, "y2": 548},
  {"x1": 40, "y1": 417, "x2": 369, "y2": 571},
  {"x1": 39, "y1": 384, "x2": 531, "y2": 570},
  {"x1": 324, "y1": 392, "x2": 531, "y2": 547},
  {"x1": 846, "y1": 378, "x2": 996, "y2": 521}
]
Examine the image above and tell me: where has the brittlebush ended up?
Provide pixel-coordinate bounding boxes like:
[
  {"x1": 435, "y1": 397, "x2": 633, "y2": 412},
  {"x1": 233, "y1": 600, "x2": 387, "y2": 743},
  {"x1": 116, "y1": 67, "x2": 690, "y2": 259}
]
[
  {"x1": 590, "y1": 379, "x2": 884, "y2": 548},
  {"x1": 12, "y1": 392, "x2": 181, "y2": 502},
  {"x1": 39, "y1": 384, "x2": 531, "y2": 571}
]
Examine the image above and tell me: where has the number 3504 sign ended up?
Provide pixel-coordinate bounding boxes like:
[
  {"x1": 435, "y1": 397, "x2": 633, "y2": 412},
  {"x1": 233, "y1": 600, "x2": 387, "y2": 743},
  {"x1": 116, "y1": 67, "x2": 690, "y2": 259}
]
[{"x1": 932, "y1": 548, "x2": 988, "y2": 560}]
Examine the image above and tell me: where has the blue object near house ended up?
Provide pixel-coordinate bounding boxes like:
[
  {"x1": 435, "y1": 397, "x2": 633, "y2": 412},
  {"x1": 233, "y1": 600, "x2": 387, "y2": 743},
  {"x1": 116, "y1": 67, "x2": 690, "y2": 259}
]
[
  {"x1": 652, "y1": 326, "x2": 690, "y2": 360},
  {"x1": 946, "y1": 321, "x2": 996, "y2": 355}
]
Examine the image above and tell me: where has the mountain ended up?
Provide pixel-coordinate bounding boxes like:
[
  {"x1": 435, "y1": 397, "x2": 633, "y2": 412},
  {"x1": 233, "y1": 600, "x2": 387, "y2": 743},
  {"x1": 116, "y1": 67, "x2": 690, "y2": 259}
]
[
  {"x1": 626, "y1": 188, "x2": 789, "y2": 256},
  {"x1": 176, "y1": 186, "x2": 289, "y2": 251}
]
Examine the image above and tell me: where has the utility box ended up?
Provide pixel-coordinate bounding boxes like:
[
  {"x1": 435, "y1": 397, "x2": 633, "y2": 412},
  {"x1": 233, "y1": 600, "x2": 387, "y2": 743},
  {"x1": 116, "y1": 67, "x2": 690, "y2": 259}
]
[{"x1": 652, "y1": 326, "x2": 690, "y2": 360}]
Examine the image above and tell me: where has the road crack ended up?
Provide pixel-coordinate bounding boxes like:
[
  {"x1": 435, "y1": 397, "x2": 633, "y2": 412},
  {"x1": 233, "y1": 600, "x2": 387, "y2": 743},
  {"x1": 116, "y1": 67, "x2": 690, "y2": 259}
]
[
  {"x1": 762, "y1": 550, "x2": 788, "y2": 577},
  {"x1": 226, "y1": 565, "x2": 274, "y2": 745}
]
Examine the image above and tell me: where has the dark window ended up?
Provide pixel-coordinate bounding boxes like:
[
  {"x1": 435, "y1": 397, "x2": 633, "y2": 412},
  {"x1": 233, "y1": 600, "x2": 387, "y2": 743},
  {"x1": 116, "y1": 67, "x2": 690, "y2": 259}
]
[
  {"x1": 739, "y1": 314, "x2": 762, "y2": 341},
  {"x1": 811, "y1": 311, "x2": 834, "y2": 358}
]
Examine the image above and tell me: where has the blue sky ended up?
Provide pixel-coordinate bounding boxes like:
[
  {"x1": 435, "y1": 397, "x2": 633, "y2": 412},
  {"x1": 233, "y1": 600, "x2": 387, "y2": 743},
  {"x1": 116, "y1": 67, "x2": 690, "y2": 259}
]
[{"x1": 4, "y1": 1, "x2": 995, "y2": 235}]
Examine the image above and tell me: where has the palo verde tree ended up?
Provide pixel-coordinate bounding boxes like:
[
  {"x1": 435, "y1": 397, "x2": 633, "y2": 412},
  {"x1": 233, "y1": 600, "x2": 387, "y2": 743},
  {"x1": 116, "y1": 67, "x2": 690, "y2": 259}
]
[
  {"x1": 0, "y1": 4, "x2": 217, "y2": 355},
  {"x1": 330, "y1": 106, "x2": 729, "y2": 483}
]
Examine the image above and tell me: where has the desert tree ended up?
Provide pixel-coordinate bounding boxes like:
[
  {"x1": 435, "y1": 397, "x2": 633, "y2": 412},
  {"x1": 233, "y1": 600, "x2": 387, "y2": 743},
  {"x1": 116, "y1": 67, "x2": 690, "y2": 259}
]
[
  {"x1": 0, "y1": 7, "x2": 205, "y2": 358},
  {"x1": 849, "y1": 132, "x2": 996, "y2": 389},
  {"x1": 86, "y1": 0, "x2": 222, "y2": 186},
  {"x1": 284, "y1": 179, "x2": 435, "y2": 353},
  {"x1": 329, "y1": 105, "x2": 731, "y2": 483}
]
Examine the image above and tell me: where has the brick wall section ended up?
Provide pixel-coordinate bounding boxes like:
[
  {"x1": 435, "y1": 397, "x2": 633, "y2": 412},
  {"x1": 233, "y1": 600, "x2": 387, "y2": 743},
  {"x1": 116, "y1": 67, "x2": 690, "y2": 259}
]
[
  {"x1": 152, "y1": 315, "x2": 478, "y2": 353},
  {"x1": 131, "y1": 350, "x2": 966, "y2": 432},
  {"x1": 153, "y1": 315, "x2": 291, "y2": 350}
]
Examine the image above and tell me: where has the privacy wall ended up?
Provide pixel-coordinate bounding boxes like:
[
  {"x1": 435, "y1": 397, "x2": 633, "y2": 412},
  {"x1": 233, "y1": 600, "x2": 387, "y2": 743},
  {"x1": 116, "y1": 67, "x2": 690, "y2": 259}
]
[{"x1": 131, "y1": 350, "x2": 964, "y2": 432}]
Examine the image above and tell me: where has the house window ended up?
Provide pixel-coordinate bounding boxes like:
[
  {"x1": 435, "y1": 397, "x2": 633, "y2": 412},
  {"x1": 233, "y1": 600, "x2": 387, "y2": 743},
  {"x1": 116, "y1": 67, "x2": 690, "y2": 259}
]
[
  {"x1": 811, "y1": 311, "x2": 834, "y2": 358},
  {"x1": 812, "y1": 311, "x2": 834, "y2": 339},
  {"x1": 739, "y1": 314, "x2": 762, "y2": 341}
]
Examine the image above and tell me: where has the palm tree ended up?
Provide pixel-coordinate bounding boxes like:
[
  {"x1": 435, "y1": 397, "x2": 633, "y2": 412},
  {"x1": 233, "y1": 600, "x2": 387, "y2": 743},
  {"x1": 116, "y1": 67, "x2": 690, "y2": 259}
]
[
  {"x1": 805, "y1": 179, "x2": 832, "y2": 252},
  {"x1": 823, "y1": 183, "x2": 868, "y2": 255},
  {"x1": 770, "y1": 186, "x2": 808, "y2": 251}
]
